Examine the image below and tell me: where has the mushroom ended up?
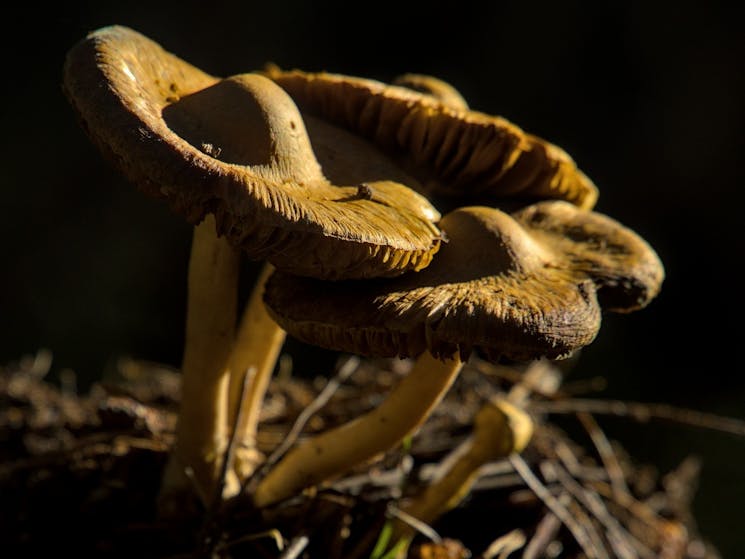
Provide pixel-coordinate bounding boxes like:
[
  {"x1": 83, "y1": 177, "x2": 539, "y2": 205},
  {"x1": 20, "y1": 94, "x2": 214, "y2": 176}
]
[
  {"x1": 63, "y1": 25, "x2": 443, "y2": 501},
  {"x1": 264, "y1": 67, "x2": 599, "y2": 210},
  {"x1": 252, "y1": 202, "x2": 663, "y2": 507},
  {"x1": 392, "y1": 73, "x2": 470, "y2": 110},
  {"x1": 390, "y1": 398, "x2": 533, "y2": 552},
  {"x1": 386, "y1": 362, "x2": 559, "y2": 556}
]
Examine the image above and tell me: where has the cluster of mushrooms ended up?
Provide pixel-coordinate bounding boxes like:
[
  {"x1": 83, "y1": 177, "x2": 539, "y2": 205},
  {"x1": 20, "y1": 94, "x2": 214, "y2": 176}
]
[{"x1": 63, "y1": 25, "x2": 664, "y2": 552}]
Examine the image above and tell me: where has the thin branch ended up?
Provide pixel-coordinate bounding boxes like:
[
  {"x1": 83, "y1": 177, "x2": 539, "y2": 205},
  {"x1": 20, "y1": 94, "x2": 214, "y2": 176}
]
[
  {"x1": 588, "y1": 480, "x2": 666, "y2": 531},
  {"x1": 575, "y1": 412, "x2": 630, "y2": 497},
  {"x1": 560, "y1": 375, "x2": 608, "y2": 396},
  {"x1": 509, "y1": 454, "x2": 609, "y2": 559},
  {"x1": 216, "y1": 529, "x2": 285, "y2": 554},
  {"x1": 244, "y1": 356, "x2": 360, "y2": 494},
  {"x1": 214, "y1": 367, "x2": 255, "y2": 506},
  {"x1": 544, "y1": 461, "x2": 656, "y2": 559},
  {"x1": 331, "y1": 455, "x2": 413, "y2": 494},
  {"x1": 278, "y1": 535, "x2": 309, "y2": 559},
  {"x1": 529, "y1": 398, "x2": 745, "y2": 437},
  {"x1": 471, "y1": 472, "x2": 525, "y2": 492},
  {"x1": 564, "y1": 497, "x2": 612, "y2": 559},
  {"x1": 553, "y1": 441, "x2": 609, "y2": 483},
  {"x1": 478, "y1": 528, "x2": 526, "y2": 559},
  {"x1": 386, "y1": 503, "x2": 442, "y2": 544},
  {"x1": 522, "y1": 509, "x2": 563, "y2": 559},
  {"x1": 420, "y1": 435, "x2": 475, "y2": 484}
]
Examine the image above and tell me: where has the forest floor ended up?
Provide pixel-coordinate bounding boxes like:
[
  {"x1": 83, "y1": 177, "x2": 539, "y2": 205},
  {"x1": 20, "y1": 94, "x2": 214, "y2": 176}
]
[{"x1": 0, "y1": 350, "x2": 726, "y2": 558}]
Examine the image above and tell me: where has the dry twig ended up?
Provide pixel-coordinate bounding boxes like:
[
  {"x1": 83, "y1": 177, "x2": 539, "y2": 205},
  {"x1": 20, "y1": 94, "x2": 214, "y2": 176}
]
[
  {"x1": 479, "y1": 528, "x2": 526, "y2": 559},
  {"x1": 245, "y1": 356, "x2": 360, "y2": 496},
  {"x1": 510, "y1": 454, "x2": 608, "y2": 559},
  {"x1": 530, "y1": 398, "x2": 745, "y2": 437}
]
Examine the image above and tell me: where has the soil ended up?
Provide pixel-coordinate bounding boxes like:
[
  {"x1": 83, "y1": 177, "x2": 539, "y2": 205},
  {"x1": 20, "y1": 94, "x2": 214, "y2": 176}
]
[{"x1": 0, "y1": 351, "x2": 723, "y2": 558}]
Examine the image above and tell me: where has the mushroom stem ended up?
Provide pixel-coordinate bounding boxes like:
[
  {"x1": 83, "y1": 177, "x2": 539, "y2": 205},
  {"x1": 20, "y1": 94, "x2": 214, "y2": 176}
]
[
  {"x1": 161, "y1": 215, "x2": 240, "y2": 504},
  {"x1": 225, "y1": 262, "x2": 287, "y2": 487},
  {"x1": 390, "y1": 399, "x2": 533, "y2": 549},
  {"x1": 252, "y1": 352, "x2": 463, "y2": 508}
]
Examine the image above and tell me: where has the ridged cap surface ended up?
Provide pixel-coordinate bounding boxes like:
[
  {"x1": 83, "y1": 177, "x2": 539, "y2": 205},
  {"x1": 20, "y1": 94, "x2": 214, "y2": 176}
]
[
  {"x1": 63, "y1": 26, "x2": 443, "y2": 279},
  {"x1": 266, "y1": 68, "x2": 599, "y2": 210}
]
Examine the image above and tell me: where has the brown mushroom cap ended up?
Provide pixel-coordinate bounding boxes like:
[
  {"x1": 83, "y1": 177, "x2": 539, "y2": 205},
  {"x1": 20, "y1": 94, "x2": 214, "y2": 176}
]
[
  {"x1": 392, "y1": 73, "x2": 470, "y2": 110},
  {"x1": 513, "y1": 201, "x2": 665, "y2": 312},
  {"x1": 264, "y1": 67, "x2": 598, "y2": 210},
  {"x1": 265, "y1": 209, "x2": 574, "y2": 362},
  {"x1": 264, "y1": 202, "x2": 664, "y2": 363},
  {"x1": 63, "y1": 25, "x2": 442, "y2": 279}
]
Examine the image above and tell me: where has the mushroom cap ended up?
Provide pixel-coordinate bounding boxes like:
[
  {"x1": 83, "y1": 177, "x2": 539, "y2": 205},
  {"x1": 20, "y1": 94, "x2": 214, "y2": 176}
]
[
  {"x1": 264, "y1": 206, "x2": 597, "y2": 362},
  {"x1": 264, "y1": 67, "x2": 598, "y2": 210},
  {"x1": 263, "y1": 202, "x2": 664, "y2": 363},
  {"x1": 513, "y1": 201, "x2": 665, "y2": 312},
  {"x1": 63, "y1": 25, "x2": 442, "y2": 279},
  {"x1": 392, "y1": 73, "x2": 470, "y2": 110}
]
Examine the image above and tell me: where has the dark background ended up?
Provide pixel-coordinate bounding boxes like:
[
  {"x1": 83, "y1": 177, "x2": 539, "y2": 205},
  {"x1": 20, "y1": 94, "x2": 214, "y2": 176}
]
[{"x1": 3, "y1": 2, "x2": 744, "y2": 555}]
